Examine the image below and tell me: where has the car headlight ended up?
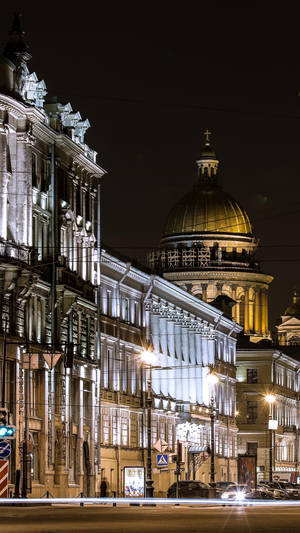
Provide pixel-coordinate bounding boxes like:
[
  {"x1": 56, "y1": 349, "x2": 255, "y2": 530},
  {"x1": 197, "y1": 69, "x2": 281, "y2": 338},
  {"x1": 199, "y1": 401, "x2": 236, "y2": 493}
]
[
  {"x1": 235, "y1": 492, "x2": 245, "y2": 501},
  {"x1": 221, "y1": 492, "x2": 229, "y2": 499}
]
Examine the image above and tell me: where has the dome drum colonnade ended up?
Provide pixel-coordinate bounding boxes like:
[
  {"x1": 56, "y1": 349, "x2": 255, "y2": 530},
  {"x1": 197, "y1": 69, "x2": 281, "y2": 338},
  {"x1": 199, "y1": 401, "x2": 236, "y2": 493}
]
[{"x1": 148, "y1": 131, "x2": 273, "y2": 340}]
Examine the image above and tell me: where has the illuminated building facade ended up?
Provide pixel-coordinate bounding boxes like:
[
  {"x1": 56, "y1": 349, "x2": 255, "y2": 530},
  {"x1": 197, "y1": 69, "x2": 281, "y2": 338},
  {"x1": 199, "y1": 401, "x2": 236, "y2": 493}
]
[
  {"x1": 236, "y1": 347, "x2": 300, "y2": 483},
  {"x1": 148, "y1": 132, "x2": 273, "y2": 341},
  {"x1": 0, "y1": 15, "x2": 104, "y2": 497},
  {"x1": 276, "y1": 291, "x2": 300, "y2": 346},
  {"x1": 0, "y1": 16, "x2": 241, "y2": 498},
  {"x1": 99, "y1": 250, "x2": 241, "y2": 494}
]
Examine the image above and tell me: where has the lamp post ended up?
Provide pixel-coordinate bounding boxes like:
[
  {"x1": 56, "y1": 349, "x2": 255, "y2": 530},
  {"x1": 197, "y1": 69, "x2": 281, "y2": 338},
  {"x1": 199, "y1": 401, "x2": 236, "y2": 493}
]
[
  {"x1": 207, "y1": 370, "x2": 219, "y2": 484},
  {"x1": 141, "y1": 349, "x2": 157, "y2": 498},
  {"x1": 265, "y1": 393, "x2": 276, "y2": 483}
]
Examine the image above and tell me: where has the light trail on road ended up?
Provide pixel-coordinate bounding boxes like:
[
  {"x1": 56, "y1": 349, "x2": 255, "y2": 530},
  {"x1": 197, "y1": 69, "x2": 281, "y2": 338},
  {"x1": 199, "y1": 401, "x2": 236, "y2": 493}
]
[{"x1": 1, "y1": 497, "x2": 300, "y2": 506}]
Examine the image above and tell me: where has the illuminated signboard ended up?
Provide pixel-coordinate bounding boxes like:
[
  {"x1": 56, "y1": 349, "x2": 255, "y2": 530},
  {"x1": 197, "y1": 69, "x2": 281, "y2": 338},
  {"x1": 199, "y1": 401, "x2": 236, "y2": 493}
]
[{"x1": 124, "y1": 466, "x2": 145, "y2": 497}]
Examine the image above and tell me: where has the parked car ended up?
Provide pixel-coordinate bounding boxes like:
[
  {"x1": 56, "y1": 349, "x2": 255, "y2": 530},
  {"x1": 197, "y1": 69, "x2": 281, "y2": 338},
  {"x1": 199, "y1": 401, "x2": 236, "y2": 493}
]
[
  {"x1": 245, "y1": 489, "x2": 275, "y2": 500},
  {"x1": 209, "y1": 481, "x2": 237, "y2": 497},
  {"x1": 277, "y1": 482, "x2": 300, "y2": 499},
  {"x1": 167, "y1": 481, "x2": 217, "y2": 499},
  {"x1": 261, "y1": 483, "x2": 290, "y2": 500},
  {"x1": 221, "y1": 484, "x2": 250, "y2": 501}
]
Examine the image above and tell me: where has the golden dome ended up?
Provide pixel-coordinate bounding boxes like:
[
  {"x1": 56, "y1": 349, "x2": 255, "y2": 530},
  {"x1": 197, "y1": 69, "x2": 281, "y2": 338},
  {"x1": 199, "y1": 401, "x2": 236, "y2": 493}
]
[{"x1": 163, "y1": 187, "x2": 252, "y2": 236}]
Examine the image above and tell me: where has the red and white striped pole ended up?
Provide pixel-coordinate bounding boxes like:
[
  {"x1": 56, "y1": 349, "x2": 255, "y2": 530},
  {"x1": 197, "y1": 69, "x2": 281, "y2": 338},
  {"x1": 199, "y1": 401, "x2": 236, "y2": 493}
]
[{"x1": 0, "y1": 460, "x2": 8, "y2": 498}]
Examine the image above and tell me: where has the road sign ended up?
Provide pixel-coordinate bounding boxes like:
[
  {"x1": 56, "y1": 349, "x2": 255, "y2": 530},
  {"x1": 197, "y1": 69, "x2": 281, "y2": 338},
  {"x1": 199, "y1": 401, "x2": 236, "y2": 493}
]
[
  {"x1": 23, "y1": 353, "x2": 39, "y2": 370},
  {"x1": 0, "y1": 460, "x2": 8, "y2": 498},
  {"x1": 154, "y1": 439, "x2": 168, "y2": 453},
  {"x1": 0, "y1": 441, "x2": 11, "y2": 459},
  {"x1": 0, "y1": 425, "x2": 16, "y2": 439},
  {"x1": 157, "y1": 454, "x2": 168, "y2": 466},
  {"x1": 43, "y1": 352, "x2": 61, "y2": 370}
]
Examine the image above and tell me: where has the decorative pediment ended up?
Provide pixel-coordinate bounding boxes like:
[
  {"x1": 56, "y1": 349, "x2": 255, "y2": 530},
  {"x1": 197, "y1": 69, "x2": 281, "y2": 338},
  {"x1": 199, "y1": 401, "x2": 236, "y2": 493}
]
[{"x1": 278, "y1": 316, "x2": 300, "y2": 328}]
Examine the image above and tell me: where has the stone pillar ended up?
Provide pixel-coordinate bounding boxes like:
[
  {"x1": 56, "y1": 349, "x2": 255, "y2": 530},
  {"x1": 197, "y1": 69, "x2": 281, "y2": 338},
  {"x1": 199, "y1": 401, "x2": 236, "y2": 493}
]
[
  {"x1": 151, "y1": 314, "x2": 161, "y2": 395},
  {"x1": 174, "y1": 323, "x2": 183, "y2": 401},
  {"x1": 261, "y1": 290, "x2": 268, "y2": 336},
  {"x1": 231, "y1": 286, "x2": 237, "y2": 322},
  {"x1": 202, "y1": 336, "x2": 209, "y2": 366},
  {"x1": 15, "y1": 131, "x2": 32, "y2": 246},
  {"x1": 207, "y1": 336, "x2": 215, "y2": 366},
  {"x1": 249, "y1": 293, "x2": 254, "y2": 333},
  {"x1": 188, "y1": 327, "x2": 197, "y2": 404},
  {"x1": 159, "y1": 315, "x2": 168, "y2": 396},
  {"x1": 167, "y1": 319, "x2": 176, "y2": 399},
  {"x1": 195, "y1": 331, "x2": 203, "y2": 404},
  {"x1": 244, "y1": 289, "x2": 250, "y2": 333},
  {"x1": 216, "y1": 283, "x2": 223, "y2": 296},
  {"x1": 201, "y1": 283, "x2": 208, "y2": 301},
  {"x1": 254, "y1": 290, "x2": 261, "y2": 335},
  {"x1": 0, "y1": 122, "x2": 9, "y2": 240},
  {"x1": 181, "y1": 323, "x2": 190, "y2": 402}
]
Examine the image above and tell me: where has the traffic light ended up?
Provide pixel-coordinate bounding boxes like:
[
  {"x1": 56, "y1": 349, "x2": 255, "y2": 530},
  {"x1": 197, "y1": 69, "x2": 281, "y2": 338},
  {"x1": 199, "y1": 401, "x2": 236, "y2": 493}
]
[{"x1": 0, "y1": 408, "x2": 16, "y2": 439}]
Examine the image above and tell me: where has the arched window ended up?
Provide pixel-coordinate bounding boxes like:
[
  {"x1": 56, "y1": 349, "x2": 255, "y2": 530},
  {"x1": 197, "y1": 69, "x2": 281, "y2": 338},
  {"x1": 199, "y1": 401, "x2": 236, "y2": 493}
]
[{"x1": 288, "y1": 336, "x2": 300, "y2": 346}]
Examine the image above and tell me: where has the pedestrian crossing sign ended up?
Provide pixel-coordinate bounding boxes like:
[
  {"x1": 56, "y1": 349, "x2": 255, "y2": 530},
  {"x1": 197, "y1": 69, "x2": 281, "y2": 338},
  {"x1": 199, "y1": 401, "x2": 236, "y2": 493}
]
[{"x1": 157, "y1": 454, "x2": 168, "y2": 466}]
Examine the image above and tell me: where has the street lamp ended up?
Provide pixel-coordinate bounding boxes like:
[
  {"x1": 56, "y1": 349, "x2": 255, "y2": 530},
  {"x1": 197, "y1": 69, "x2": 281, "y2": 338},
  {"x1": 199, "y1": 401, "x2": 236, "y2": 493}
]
[
  {"x1": 207, "y1": 370, "x2": 219, "y2": 483},
  {"x1": 141, "y1": 349, "x2": 157, "y2": 497},
  {"x1": 265, "y1": 393, "x2": 276, "y2": 483}
]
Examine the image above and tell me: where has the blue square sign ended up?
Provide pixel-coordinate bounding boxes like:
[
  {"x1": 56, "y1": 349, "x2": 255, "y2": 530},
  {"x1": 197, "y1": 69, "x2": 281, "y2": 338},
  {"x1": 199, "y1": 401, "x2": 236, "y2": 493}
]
[{"x1": 157, "y1": 454, "x2": 168, "y2": 466}]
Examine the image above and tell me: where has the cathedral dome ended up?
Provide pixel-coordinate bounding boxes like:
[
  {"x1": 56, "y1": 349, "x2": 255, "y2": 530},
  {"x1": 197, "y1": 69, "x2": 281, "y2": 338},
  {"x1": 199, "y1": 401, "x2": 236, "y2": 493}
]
[
  {"x1": 162, "y1": 186, "x2": 252, "y2": 236},
  {"x1": 162, "y1": 132, "x2": 252, "y2": 239},
  {"x1": 284, "y1": 291, "x2": 300, "y2": 317}
]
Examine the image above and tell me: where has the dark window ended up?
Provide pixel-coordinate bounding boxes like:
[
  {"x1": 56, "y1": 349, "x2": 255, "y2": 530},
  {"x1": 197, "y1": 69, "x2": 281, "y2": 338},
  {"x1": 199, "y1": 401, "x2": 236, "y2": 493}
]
[
  {"x1": 247, "y1": 442, "x2": 258, "y2": 455},
  {"x1": 32, "y1": 153, "x2": 38, "y2": 188},
  {"x1": 247, "y1": 401, "x2": 258, "y2": 424},
  {"x1": 76, "y1": 185, "x2": 81, "y2": 216},
  {"x1": 85, "y1": 191, "x2": 90, "y2": 221},
  {"x1": 247, "y1": 368, "x2": 258, "y2": 384},
  {"x1": 58, "y1": 167, "x2": 67, "y2": 202},
  {"x1": 41, "y1": 160, "x2": 47, "y2": 192}
]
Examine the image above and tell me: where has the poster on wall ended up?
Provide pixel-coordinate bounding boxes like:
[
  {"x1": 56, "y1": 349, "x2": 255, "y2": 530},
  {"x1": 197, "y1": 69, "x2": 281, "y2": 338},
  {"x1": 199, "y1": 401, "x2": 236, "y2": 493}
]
[{"x1": 124, "y1": 466, "x2": 145, "y2": 497}]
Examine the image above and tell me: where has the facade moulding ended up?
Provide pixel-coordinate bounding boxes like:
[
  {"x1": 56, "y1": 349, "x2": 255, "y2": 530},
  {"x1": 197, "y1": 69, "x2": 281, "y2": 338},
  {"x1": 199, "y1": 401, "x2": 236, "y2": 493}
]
[{"x1": 164, "y1": 270, "x2": 273, "y2": 285}]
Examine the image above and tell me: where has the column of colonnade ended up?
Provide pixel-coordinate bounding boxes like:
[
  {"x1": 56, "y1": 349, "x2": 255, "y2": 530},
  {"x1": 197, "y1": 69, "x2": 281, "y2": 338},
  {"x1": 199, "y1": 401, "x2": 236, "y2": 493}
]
[
  {"x1": 147, "y1": 302, "x2": 217, "y2": 405},
  {"x1": 0, "y1": 122, "x2": 9, "y2": 240}
]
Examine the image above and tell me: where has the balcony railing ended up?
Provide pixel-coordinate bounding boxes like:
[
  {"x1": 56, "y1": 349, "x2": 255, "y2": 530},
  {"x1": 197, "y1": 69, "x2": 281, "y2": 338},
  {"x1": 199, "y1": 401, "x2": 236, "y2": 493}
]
[
  {"x1": 148, "y1": 246, "x2": 259, "y2": 273},
  {"x1": 0, "y1": 239, "x2": 38, "y2": 266}
]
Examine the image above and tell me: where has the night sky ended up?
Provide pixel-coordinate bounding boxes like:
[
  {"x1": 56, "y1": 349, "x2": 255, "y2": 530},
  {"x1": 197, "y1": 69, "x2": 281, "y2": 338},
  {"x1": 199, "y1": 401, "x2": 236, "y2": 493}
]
[{"x1": 1, "y1": 3, "x2": 300, "y2": 330}]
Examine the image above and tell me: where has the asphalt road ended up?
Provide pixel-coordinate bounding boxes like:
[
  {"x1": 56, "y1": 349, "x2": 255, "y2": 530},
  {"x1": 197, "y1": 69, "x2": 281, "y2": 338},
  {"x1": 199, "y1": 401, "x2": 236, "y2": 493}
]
[{"x1": 0, "y1": 504, "x2": 299, "y2": 533}]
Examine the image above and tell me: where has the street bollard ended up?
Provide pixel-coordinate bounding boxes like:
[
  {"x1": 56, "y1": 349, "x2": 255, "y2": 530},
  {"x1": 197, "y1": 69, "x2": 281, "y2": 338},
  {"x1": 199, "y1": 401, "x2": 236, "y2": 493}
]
[
  {"x1": 80, "y1": 492, "x2": 84, "y2": 507},
  {"x1": 112, "y1": 491, "x2": 117, "y2": 507}
]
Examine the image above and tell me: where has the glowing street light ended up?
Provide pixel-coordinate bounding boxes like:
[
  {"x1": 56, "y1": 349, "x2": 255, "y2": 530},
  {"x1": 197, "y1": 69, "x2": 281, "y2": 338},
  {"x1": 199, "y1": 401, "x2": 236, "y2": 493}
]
[
  {"x1": 207, "y1": 372, "x2": 219, "y2": 386},
  {"x1": 207, "y1": 369, "x2": 219, "y2": 483},
  {"x1": 140, "y1": 349, "x2": 157, "y2": 367},
  {"x1": 265, "y1": 394, "x2": 276, "y2": 405},
  {"x1": 140, "y1": 348, "x2": 157, "y2": 498},
  {"x1": 265, "y1": 393, "x2": 276, "y2": 483}
]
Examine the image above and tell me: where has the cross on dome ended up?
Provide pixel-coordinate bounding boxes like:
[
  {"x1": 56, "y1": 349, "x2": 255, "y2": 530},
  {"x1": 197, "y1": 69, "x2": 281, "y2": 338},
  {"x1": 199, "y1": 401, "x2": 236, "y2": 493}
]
[{"x1": 204, "y1": 129, "x2": 211, "y2": 145}]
